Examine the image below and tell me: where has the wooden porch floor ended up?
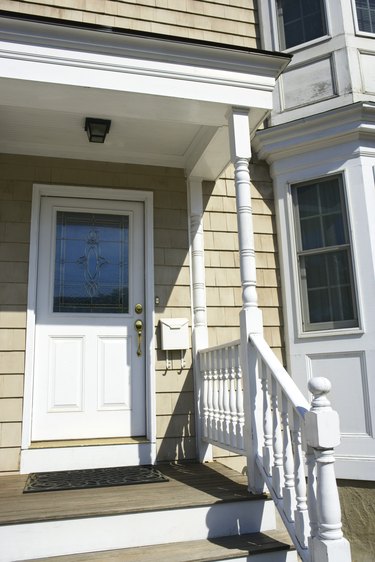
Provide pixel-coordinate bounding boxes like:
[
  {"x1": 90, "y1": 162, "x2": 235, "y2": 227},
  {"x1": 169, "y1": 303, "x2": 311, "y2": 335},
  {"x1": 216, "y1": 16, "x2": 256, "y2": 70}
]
[{"x1": 0, "y1": 461, "x2": 264, "y2": 526}]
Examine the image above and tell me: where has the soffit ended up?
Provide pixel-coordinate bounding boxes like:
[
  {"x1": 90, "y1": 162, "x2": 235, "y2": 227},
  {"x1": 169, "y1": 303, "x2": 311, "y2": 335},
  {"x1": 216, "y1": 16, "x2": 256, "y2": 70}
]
[{"x1": 0, "y1": 16, "x2": 290, "y2": 179}]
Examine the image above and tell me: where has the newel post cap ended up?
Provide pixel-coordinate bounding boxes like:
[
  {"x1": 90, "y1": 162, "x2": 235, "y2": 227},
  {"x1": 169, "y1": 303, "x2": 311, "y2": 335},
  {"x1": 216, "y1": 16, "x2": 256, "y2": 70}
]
[{"x1": 305, "y1": 377, "x2": 341, "y2": 449}]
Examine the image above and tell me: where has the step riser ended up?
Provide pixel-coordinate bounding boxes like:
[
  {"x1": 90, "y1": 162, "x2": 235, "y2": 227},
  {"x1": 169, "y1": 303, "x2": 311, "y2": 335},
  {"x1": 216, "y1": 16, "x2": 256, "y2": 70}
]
[
  {"x1": 213, "y1": 553, "x2": 297, "y2": 562},
  {"x1": 0, "y1": 500, "x2": 275, "y2": 562}
]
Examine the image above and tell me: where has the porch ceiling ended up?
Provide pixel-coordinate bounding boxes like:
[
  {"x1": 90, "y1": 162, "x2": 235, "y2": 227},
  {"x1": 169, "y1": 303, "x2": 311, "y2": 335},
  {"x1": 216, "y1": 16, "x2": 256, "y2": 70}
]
[
  {"x1": 0, "y1": 78, "x2": 221, "y2": 170},
  {"x1": 0, "y1": 15, "x2": 290, "y2": 180}
]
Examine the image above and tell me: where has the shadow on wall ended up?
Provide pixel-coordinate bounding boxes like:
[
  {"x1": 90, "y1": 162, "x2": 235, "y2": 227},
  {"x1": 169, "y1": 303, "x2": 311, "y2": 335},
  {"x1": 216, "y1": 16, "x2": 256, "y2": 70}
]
[
  {"x1": 155, "y1": 364, "x2": 195, "y2": 463},
  {"x1": 338, "y1": 479, "x2": 375, "y2": 562}
]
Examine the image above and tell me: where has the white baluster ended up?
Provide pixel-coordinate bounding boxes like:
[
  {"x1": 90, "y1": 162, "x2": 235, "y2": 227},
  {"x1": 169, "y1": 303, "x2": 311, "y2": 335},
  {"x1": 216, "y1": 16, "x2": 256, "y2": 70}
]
[
  {"x1": 212, "y1": 350, "x2": 219, "y2": 442},
  {"x1": 271, "y1": 378, "x2": 284, "y2": 498},
  {"x1": 306, "y1": 445, "x2": 318, "y2": 542},
  {"x1": 218, "y1": 348, "x2": 225, "y2": 444},
  {"x1": 223, "y1": 347, "x2": 231, "y2": 446},
  {"x1": 207, "y1": 352, "x2": 214, "y2": 441},
  {"x1": 292, "y1": 412, "x2": 309, "y2": 550},
  {"x1": 201, "y1": 352, "x2": 209, "y2": 439},
  {"x1": 261, "y1": 361, "x2": 273, "y2": 476},
  {"x1": 236, "y1": 350, "x2": 245, "y2": 451},
  {"x1": 281, "y1": 393, "x2": 296, "y2": 523},
  {"x1": 229, "y1": 346, "x2": 238, "y2": 448}
]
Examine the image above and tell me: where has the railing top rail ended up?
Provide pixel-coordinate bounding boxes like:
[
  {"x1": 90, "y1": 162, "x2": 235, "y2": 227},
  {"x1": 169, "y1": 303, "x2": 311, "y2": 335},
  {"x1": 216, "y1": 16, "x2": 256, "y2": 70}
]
[
  {"x1": 198, "y1": 340, "x2": 241, "y2": 354},
  {"x1": 250, "y1": 333, "x2": 309, "y2": 421}
]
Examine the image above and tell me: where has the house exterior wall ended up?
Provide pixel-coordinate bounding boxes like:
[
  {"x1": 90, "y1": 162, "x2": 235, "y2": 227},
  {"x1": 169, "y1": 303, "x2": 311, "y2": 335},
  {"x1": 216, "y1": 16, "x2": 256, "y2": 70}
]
[
  {"x1": 0, "y1": 154, "x2": 191, "y2": 471},
  {"x1": 0, "y1": 0, "x2": 259, "y2": 48},
  {"x1": 338, "y1": 480, "x2": 375, "y2": 562},
  {"x1": 0, "y1": 153, "x2": 283, "y2": 473}
]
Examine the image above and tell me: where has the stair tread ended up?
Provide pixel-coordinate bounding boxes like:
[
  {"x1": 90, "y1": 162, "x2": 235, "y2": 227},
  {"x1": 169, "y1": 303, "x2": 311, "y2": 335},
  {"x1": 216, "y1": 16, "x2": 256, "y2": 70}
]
[
  {"x1": 22, "y1": 530, "x2": 294, "y2": 561},
  {"x1": 0, "y1": 462, "x2": 267, "y2": 526}
]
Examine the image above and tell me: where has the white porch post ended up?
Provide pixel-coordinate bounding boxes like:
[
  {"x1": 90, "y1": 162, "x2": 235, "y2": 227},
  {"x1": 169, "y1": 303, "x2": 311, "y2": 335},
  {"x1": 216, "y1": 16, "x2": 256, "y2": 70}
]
[
  {"x1": 187, "y1": 176, "x2": 212, "y2": 462},
  {"x1": 228, "y1": 108, "x2": 264, "y2": 492}
]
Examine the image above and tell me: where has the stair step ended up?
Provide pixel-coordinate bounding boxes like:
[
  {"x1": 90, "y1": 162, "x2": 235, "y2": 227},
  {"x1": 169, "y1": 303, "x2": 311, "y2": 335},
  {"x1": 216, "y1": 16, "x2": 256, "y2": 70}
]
[
  {"x1": 22, "y1": 531, "x2": 297, "y2": 562},
  {"x1": 0, "y1": 463, "x2": 280, "y2": 562}
]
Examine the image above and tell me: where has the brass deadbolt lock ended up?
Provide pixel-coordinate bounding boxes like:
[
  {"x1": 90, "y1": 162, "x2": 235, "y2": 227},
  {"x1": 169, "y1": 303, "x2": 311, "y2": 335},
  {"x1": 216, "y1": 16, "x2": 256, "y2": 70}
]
[{"x1": 135, "y1": 303, "x2": 143, "y2": 314}]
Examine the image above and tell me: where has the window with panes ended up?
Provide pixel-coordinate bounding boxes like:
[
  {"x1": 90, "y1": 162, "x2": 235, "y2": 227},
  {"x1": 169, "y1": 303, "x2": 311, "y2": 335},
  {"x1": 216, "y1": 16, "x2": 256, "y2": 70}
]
[
  {"x1": 292, "y1": 176, "x2": 358, "y2": 331},
  {"x1": 276, "y1": 0, "x2": 327, "y2": 49},
  {"x1": 355, "y1": 0, "x2": 375, "y2": 32}
]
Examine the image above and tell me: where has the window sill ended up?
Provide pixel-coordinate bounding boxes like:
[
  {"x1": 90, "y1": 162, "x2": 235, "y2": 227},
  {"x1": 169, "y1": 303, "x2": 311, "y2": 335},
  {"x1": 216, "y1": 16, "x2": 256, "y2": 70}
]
[
  {"x1": 354, "y1": 29, "x2": 375, "y2": 39},
  {"x1": 281, "y1": 34, "x2": 332, "y2": 54},
  {"x1": 297, "y1": 326, "x2": 364, "y2": 339}
]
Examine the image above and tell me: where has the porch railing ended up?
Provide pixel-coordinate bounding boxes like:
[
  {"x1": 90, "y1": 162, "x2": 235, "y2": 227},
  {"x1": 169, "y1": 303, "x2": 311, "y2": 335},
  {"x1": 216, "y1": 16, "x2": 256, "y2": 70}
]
[{"x1": 198, "y1": 334, "x2": 351, "y2": 562}]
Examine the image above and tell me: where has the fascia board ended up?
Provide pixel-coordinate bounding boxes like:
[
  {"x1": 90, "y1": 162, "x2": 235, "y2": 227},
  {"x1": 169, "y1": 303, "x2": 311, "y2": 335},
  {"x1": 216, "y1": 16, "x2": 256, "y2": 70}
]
[
  {"x1": 0, "y1": 16, "x2": 289, "y2": 96},
  {"x1": 0, "y1": 39, "x2": 276, "y2": 109},
  {"x1": 0, "y1": 16, "x2": 290, "y2": 78}
]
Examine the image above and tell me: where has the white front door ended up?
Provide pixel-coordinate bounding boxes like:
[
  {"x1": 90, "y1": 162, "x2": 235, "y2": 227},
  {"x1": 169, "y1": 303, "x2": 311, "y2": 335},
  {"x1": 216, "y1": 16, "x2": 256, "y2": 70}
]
[{"x1": 31, "y1": 196, "x2": 146, "y2": 441}]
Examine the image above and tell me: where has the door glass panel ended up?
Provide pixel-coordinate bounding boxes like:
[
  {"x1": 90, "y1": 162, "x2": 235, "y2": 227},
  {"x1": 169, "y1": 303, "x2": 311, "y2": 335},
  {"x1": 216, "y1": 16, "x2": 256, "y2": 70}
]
[{"x1": 54, "y1": 211, "x2": 129, "y2": 313}]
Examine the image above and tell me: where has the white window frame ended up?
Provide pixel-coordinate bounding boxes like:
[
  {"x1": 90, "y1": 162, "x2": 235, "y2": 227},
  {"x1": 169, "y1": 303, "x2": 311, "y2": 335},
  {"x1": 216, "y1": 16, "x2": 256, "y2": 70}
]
[
  {"x1": 292, "y1": 174, "x2": 359, "y2": 332},
  {"x1": 351, "y1": 0, "x2": 375, "y2": 37},
  {"x1": 276, "y1": 0, "x2": 330, "y2": 51}
]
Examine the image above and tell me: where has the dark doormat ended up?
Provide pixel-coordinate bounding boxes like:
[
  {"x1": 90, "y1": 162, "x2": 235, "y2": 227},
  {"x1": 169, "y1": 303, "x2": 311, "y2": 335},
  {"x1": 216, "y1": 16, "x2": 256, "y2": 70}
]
[{"x1": 23, "y1": 465, "x2": 168, "y2": 493}]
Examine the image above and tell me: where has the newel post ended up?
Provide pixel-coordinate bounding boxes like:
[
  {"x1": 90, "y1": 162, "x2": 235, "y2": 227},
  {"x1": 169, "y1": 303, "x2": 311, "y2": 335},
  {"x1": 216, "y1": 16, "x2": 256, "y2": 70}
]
[
  {"x1": 227, "y1": 108, "x2": 264, "y2": 493},
  {"x1": 305, "y1": 377, "x2": 352, "y2": 562}
]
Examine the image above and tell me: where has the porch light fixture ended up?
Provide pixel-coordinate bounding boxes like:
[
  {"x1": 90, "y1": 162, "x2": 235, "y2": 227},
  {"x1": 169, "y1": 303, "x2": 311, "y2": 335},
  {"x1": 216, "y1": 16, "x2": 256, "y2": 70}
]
[{"x1": 84, "y1": 117, "x2": 111, "y2": 143}]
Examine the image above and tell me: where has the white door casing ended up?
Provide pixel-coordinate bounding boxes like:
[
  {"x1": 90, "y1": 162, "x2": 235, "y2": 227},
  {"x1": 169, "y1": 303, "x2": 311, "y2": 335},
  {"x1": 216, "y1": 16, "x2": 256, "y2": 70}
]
[{"x1": 21, "y1": 185, "x2": 155, "y2": 471}]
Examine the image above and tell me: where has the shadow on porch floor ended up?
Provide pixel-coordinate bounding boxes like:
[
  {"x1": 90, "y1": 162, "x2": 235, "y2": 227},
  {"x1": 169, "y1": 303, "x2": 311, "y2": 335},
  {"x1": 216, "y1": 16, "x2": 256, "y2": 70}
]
[{"x1": 0, "y1": 461, "x2": 264, "y2": 526}]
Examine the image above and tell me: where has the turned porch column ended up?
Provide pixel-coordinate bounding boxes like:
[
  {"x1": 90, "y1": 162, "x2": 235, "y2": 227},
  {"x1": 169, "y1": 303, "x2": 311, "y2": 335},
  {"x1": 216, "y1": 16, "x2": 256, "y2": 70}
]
[
  {"x1": 187, "y1": 176, "x2": 211, "y2": 462},
  {"x1": 227, "y1": 108, "x2": 264, "y2": 492}
]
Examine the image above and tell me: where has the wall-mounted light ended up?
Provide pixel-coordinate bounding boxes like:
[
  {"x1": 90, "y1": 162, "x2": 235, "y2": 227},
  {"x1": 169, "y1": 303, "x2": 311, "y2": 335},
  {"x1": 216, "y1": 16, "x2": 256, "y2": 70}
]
[{"x1": 84, "y1": 117, "x2": 111, "y2": 143}]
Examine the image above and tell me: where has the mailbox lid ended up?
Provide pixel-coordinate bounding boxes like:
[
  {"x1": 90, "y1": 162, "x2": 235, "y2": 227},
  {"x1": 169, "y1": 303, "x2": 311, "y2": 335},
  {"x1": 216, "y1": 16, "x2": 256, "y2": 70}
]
[{"x1": 160, "y1": 318, "x2": 189, "y2": 350}]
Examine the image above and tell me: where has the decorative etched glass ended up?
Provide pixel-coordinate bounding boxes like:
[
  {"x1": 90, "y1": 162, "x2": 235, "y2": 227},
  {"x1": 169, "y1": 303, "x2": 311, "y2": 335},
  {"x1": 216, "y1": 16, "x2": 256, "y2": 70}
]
[{"x1": 54, "y1": 212, "x2": 129, "y2": 313}]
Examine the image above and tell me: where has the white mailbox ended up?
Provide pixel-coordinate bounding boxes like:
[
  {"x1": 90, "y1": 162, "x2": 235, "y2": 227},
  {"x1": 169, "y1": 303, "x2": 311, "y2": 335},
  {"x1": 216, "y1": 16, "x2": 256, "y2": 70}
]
[{"x1": 160, "y1": 318, "x2": 189, "y2": 351}]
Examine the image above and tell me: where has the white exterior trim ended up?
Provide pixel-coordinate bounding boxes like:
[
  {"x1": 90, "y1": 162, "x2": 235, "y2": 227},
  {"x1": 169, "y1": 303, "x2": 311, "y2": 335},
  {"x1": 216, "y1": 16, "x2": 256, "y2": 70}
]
[
  {"x1": 20, "y1": 443, "x2": 156, "y2": 474},
  {"x1": 21, "y1": 184, "x2": 155, "y2": 471},
  {"x1": 187, "y1": 177, "x2": 211, "y2": 463},
  {"x1": 0, "y1": 17, "x2": 288, "y2": 109},
  {"x1": 0, "y1": 499, "x2": 275, "y2": 562}
]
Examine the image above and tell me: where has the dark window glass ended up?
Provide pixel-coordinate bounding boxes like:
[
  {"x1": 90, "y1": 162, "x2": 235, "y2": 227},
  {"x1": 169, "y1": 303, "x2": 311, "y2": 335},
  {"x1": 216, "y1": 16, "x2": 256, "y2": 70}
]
[
  {"x1": 277, "y1": 0, "x2": 327, "y2": 49},
  {"x1": 54, "y1": 211, "x2": 129, "y2": 313},
  {"x1": 356, "y1": 0, "x2": 375, "y2": 32},
  {"x1": 293, "y1": 177, "x2": 358, "y2": 330}
]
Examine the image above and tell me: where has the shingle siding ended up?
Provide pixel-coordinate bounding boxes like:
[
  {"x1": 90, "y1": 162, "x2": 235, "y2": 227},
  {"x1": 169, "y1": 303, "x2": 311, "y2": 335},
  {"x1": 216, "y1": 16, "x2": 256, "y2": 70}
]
[{"x1": 0, "y1": 0, "x2": 259, "y2": 48}]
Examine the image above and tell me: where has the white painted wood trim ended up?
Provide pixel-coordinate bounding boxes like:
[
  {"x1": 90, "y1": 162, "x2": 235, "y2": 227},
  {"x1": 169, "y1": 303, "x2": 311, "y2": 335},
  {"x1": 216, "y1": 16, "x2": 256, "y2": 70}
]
[
  {"x1": 20, "y1": 443, "x2": 156, "y2": 474},
  {"x1": 0, "y1": 16, "x2": 289, "y2": 90},
  {"x1": 0, "y1": 500, "x2": 275, "y2": 562},
  {"x1": 21, "y1": 184, "x2": 155, "y2": 467},
  {"x1": 284, "y1": 170, "x2": 364, "y2": 339},
  {"x1": 187, "y1": 177, "x2": 211, "y2": 462}
]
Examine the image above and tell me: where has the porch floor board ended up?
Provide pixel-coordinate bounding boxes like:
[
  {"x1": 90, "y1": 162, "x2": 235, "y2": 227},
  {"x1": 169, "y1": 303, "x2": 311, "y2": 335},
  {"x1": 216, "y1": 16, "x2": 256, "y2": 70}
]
[
  {"x1": 21, "y1": 531, "x2": 294, "y2": 562},
  {"x1": 0, "y1": 462, "x2": 266, "y2": 526}
]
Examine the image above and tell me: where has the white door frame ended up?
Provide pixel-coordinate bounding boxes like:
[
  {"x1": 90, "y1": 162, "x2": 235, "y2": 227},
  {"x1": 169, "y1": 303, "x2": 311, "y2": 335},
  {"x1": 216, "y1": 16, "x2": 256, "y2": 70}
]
[{"x1": 21, "y1": 184, "x2": 156, "y2": 473}]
